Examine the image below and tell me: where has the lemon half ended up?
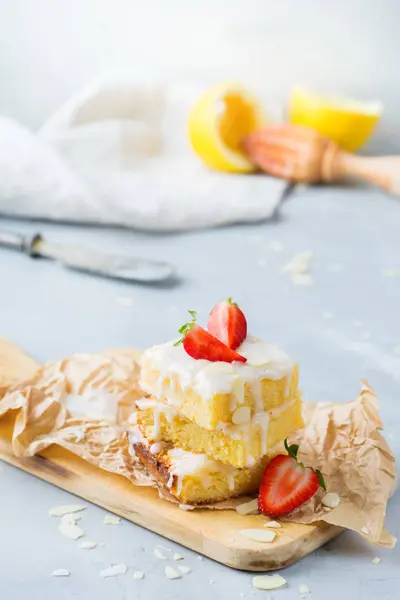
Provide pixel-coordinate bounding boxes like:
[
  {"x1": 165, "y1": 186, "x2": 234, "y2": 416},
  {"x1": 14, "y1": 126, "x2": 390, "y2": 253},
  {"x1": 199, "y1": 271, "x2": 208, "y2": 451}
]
[
  {"x1": 289, "y1": 87, "x2": 383, "y2": 152},
  {"x1": 188, "y1": 83, "x2": 266, "y2": 173}
]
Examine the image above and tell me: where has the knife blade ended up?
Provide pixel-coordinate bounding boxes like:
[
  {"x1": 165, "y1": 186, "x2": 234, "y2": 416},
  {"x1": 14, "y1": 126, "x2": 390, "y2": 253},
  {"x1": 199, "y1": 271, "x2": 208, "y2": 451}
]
[{"x1": 0, "y1": 230, "x2": 176, "y2": 283}]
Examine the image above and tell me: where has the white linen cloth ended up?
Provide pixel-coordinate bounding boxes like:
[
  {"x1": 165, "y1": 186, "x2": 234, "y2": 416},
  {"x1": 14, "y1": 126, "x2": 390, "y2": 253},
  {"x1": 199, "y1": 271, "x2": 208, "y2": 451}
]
[{"x1": 0, "y1": 76, "x2": 286, "y2": 231}]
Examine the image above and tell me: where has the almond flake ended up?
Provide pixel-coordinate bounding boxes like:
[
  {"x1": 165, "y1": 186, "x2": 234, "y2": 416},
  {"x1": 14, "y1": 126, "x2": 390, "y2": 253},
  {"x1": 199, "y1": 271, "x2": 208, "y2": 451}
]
[
  {"x1": 232, "y1": 406, "x2": 251, "y2": 425},
  {"x1": 99, "y1": 564, "x2": 127, "y2": 578},
  {"x1": 361, "y1": 526, "x2": 370, "y2": 535},
  {"x1": 61, "y1": 513, "x2": 81, "y2": 525},
  {"x1": 299, "y1": 584, "x2": 311, "y2": 594},
  {"x1": 235, "y1": 499, "x2": 259, "y2": 516},
  {"x1": 103, "y1": 514, "x2": 121, "y2": 525},
  {"x1": 133, "y1": 571, "x2": 145, "y2": 579},
  {"x1": 321, "y1": 492, "x2": 340, "y2": 509},
  {"x1": 80, "y1": 541, "x2": 97, "y2": 549},
  {"x1": 153, "y1": 548, "x2": 168, "y2": 560},
  {"x1": 240, "y1": 529, "x2": 276, "y2": 543},
  {"x1": 253, "y1": 574, "x2": 286, "y2": 590},
  {"x1": 165, "y1": 566, "x2": 181, "y2": 580},
  {"x1": 264, "y1": 521, "x2": 281, "y2": 528},
  {"x1": 155, "y1": 544, "x2": 171, "y2": 553},
  {"x1": 49, "y1": 505, "x2": 86, "y2": 517},
  {"x1": 372, "y1": 557, "x2": 381, "y2": 565},
  {"x1": 173, "y1": 553, "x2": 184, "y2": 561},
  {"x1": 58, "y1": 522, "x2": 85, "y2": 540},
  {"x1": 178, "y1": 565, "x2": 192, "y2": 574},
  {"x1": 52, "y1": 569, "x2": 70, "y2": 577},
  {"x1": 197, "y1": 556, "x2": 204, "y2": 560}
]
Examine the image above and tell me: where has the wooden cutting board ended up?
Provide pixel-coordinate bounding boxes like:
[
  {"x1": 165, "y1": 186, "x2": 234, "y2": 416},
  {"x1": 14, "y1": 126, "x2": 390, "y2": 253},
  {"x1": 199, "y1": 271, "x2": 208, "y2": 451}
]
[{"x1": 0, "y1": 338, "x2": 342, "y2": 571}]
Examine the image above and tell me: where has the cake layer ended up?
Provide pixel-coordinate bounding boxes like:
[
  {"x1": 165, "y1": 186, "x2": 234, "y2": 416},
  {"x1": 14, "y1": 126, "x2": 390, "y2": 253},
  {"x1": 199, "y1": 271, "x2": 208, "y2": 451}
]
[
  {"x1": 133, "y1": 440, "x2": 269, "y2": 505},
  {"x1": 136, "y1": 395, "x2": 303, "y2": 468},
  {"x1": 140, "y1": 336, "x2": 299, "y2": 430}
]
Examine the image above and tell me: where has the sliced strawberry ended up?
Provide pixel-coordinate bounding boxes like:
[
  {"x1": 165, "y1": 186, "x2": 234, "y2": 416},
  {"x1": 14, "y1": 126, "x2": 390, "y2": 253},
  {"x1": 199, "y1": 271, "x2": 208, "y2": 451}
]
[
  {"x1": 258, "y1": 441, "x2": 326, "y2": 517},
  {"x1": 207, "y1": 298, "x2": 247, "y2": 350},
  {"x1": 175, "y1": 311, "x2": 247, "y2": 363}
]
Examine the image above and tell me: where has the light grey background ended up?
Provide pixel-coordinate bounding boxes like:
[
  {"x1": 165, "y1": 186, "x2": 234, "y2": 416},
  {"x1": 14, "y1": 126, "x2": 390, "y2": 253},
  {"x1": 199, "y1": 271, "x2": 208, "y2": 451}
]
[
  {"x1": 1, "y1": 0, "x2": 400, "y2": 152},
  {"x1": 0, "y1": 187, "x2": 399, "y2": 598},
  {"x1": 0, "y1": 2, "x2": 399, "y2": 598}
]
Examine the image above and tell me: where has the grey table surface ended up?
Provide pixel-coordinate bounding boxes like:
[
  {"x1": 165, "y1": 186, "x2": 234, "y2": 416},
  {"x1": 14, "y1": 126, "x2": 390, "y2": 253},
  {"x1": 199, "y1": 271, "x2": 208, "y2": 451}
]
[{"x1": 0, "y1": 185, "x2": 399, "y2": 599}]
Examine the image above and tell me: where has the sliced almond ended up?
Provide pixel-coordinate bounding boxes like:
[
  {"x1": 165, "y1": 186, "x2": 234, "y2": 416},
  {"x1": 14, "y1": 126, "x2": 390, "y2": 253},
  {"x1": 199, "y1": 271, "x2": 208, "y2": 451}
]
[
  {"x1": 240, "y1": 529, "x2": 276, "y2": 543},
  {"x1": 235, "y1": 498, "x2": 259, "y2": 516},
  {"x1": 361, "y1": 526, "x2": 370, "y2": 535},
  {"x1": 49, "y1": 505, "x2": 86, "y2": 517},
  {"x1": 153, "y1": 548, "x2": 168, "y2": 560},
  {"x1": 99, "y1": 564, "x2": 127, "y2": 578},
  {"x1": 103, "y1": 514, "x2": 121, "y2": 525},
  {"x1": 321, "y1": 492, "x2": 340, "y2": 509},
  {"x1": 232, "y1": 406, "x2": 251, "y2": 425},
  {"x1": 264, "y1": 520, "x2": 281, "y2": 528},
  {"x1": 372, "y1": 557, "x2": 381, "y2": 565},
  {"x1": 253, "y1": 574, "x2": 286, "y2": 590},
  {"x1": 61, "y1": 513, "x2": 81, "y2": 525},
  {"x1": 178, "y1": 565, "x2": 192, "y2": 574},
  {"x1": 80, "y1": 541, "x2": 97, "y2": 549},
  {"x1": 299, "y1": 584, "x2": 311, "y2": 594},
  {"x1": 58, "y1": 522, "x2": 85, "y2": 540},
  {"x1": 133, "y1": 571, "x2": 145, "y2": 579},
  {"x1": 165, "y1": 566, "x2": 181, "y2": 580},
  {"x1": 52, "y1": 569, "x2": 70, "y2": 577},
  {"x1": 173, "y1": 553, "x2": 184, "y2": 561}
]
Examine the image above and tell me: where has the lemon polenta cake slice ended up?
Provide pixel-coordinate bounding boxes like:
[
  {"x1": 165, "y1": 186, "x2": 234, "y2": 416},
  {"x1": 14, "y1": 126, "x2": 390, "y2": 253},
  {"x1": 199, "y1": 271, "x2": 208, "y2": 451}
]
[
  {"x1": 140, "y1": 302, "x2": 299, "y2": 432},
  {"x1": 132, "y1": 438, "x2": 269, "y2": 505},
  {"x1": 136, "y1": 394, "x2": 302, "y2": 468},
  {"x1": 134, "y1": 300, "x2": 304, "y2": 503}
]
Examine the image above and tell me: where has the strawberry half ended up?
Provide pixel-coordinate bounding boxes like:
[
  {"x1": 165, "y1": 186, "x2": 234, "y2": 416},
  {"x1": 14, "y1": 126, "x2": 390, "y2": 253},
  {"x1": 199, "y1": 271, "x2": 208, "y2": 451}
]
[
  {"x1": 258, "y1": 440, "x2": 326, "y2": 517},
  {"x1": 175, "y1": 310, "x2": 247, "y2": 363},
  {"x1": 207, "y1": 298, "x2": 247, "y2": 350}
]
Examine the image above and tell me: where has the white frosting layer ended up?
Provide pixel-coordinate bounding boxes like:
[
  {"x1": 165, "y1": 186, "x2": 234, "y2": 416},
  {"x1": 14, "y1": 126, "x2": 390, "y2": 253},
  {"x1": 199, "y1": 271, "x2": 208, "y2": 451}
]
[
  {"x1": 141, "y1": 335, "x2": 295, "y2": 401},
  {"x1": 64, "y1": 390, "x2": 119, "y2": 422}
]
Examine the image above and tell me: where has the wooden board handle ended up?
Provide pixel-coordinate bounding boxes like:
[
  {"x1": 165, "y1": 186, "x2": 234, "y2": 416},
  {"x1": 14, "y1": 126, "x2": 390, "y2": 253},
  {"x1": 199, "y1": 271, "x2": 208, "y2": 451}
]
[{"x1": 334, "y1": 153, "x2": 400, "y2": 196}]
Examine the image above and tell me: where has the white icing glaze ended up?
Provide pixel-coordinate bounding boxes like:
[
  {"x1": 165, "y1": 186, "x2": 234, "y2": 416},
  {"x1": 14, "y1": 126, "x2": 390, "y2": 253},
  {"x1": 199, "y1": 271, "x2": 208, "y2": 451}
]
[
  {"x1": 141, "y1": 335, "x2": 295, "y2": 401},
  {"x1": 64, "y1": 390, "x2": 119, "y2": 422},
  {"x1": 137, "y1": 396, "x2": 297, "y2": 463},
  {"x1": 149, "y1": 441, "x2": 168, "y2": 454},
  {"x1": 166, "y1": 448, "x2": 241, "y2": 494}
]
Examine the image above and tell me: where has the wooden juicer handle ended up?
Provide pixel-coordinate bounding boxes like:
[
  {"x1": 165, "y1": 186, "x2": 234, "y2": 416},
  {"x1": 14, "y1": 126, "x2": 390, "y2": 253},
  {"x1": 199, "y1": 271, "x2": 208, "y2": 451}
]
[
  {"x1": 244, "y1": 124, "x2": 400, "y2": 196},
  {"x1": 323, "y1": 147, "x2": 400, "y2": 196}
]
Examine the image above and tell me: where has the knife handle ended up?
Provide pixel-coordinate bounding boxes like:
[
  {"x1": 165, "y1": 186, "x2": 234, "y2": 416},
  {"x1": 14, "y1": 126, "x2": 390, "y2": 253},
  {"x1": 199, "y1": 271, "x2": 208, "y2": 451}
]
[{"x1": 0, "y1": 231, "x2": 43, "y2": 256}]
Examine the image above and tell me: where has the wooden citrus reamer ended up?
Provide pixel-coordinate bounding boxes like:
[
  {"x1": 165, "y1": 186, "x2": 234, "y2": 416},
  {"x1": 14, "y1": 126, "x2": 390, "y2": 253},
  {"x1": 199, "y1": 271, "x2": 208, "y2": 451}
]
[{"x1": 243, "y1": 124, "x2": 400, "y2": 196}]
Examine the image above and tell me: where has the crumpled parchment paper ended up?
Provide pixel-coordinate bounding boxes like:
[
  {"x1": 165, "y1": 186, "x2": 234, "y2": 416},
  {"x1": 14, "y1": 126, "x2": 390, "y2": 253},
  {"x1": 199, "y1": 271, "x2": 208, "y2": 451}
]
[{"x1": 0, "y1": 348, "x2": 396, "y2": 547}]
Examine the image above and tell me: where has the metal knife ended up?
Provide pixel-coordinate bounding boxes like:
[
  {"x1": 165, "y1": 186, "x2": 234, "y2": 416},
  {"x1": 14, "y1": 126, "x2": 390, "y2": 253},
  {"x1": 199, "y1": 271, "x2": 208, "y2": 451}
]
[{"x1": 0, "y1": 230, "x2": 176, "y2": 283}]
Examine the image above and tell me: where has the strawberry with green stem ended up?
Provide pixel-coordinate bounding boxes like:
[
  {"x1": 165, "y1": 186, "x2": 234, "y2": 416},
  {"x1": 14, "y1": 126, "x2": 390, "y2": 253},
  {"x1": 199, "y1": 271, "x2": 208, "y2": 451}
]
[
  {"x1": 207, "y1": 298, "x2": 247, "y2": 350},
  {"x1": 258, "y1": 439, "x2": 326, "y2": 517},
  {"x1": 175, "y1": 310, "x2": 247, "y2": 363}
]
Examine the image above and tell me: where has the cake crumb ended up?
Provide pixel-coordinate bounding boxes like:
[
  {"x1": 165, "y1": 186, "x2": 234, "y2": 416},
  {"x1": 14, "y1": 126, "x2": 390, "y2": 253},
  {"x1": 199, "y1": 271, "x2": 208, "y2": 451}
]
[{"x1": 372, "y1": 557, "x2": 381, "y2": 565}]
